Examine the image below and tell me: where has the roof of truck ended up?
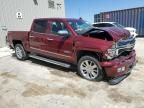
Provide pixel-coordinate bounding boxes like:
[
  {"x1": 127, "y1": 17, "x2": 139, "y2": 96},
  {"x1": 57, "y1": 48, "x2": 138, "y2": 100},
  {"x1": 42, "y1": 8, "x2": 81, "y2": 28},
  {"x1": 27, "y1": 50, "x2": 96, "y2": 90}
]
[{"x1": 33, "y1": 18, "x2": 80, "y2": 21}]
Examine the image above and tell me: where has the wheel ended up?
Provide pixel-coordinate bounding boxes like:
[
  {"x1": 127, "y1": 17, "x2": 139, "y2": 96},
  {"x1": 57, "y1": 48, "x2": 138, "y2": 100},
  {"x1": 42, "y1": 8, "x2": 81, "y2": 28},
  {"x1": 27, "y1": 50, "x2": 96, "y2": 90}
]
[
  {"x1": 78, "y1": 56, "x2": 103, "y2": 81},
  {"x1": 15, "y1": 44, "x2": 28, "y2": 60}
]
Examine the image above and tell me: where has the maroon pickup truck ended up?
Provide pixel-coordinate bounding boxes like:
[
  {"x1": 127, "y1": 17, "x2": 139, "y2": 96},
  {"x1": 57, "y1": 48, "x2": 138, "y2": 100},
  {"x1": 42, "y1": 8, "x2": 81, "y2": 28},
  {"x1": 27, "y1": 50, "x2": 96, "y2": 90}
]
[{"x1": 7, "y1": 18, "x2": 136, "y2": 84}]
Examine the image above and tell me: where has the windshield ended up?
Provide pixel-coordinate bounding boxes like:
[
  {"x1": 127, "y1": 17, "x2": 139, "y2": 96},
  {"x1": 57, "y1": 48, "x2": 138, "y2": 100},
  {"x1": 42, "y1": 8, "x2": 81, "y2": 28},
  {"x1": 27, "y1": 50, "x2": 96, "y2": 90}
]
[
  {"x1": 114, "y1": 22, "x2": 124, "y2": 28},
  {"x1": 67, "y1": 19, "x2": 93, "y2": 35}
]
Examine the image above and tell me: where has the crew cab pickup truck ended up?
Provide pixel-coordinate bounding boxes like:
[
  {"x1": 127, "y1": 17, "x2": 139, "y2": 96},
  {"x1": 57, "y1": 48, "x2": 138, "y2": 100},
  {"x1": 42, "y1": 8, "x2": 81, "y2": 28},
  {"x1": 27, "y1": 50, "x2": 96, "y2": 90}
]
[{"x1": 7, "y1": 18, "x2": 136, "y2": 84}]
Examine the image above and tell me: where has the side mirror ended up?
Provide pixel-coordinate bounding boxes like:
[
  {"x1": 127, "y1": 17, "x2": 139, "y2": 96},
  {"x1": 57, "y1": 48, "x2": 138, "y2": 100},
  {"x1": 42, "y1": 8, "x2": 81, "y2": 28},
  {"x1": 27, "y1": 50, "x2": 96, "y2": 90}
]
[{"x1": 58, "y1": 30, "x2": 70, "y2": 38}]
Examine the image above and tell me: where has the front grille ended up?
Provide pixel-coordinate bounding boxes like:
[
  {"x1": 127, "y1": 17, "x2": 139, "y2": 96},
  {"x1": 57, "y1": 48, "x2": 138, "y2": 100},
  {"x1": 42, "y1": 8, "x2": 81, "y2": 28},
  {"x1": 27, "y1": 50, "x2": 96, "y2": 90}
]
[
  {"x1": 121, "y1": 51, "x2": 131, "y2": 56},
  {"x1": 117, "y1": 37, "x2": 135, "y2": 47},
  {"x1": 116, "y1": 36, "x2": 135, "y2": 56},
  {"x1": 118, "y1": 49, "x2": 133, "y2": 56}
]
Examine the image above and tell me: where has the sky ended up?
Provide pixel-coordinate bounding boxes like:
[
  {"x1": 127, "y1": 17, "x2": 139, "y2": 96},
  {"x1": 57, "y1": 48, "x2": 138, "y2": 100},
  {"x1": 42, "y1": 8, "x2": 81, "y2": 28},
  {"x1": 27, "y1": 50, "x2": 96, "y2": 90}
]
[{"x1": 65, "y1": 0, "x2": 144, "y2": 23}]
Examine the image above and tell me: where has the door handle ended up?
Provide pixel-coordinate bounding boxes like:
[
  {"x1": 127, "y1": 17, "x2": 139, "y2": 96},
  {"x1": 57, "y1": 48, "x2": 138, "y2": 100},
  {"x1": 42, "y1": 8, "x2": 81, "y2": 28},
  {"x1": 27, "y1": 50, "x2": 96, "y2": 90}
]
[
  {"x1": 47, "y1": 38, "x2": 54, "y2": 41},
  {"x1": 29, "y1": 35, "x2": 35, "y2": 38}
]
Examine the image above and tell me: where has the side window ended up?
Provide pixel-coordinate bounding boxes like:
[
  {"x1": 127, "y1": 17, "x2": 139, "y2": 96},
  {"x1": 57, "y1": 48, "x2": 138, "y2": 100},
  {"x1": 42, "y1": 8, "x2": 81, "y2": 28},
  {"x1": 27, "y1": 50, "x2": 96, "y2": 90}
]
[
  {"x1": 68, "y1": 22, "x2": 77, "y2": 30},
  {"x1": 94, "y1": 23, "x2": 113, "y2": 27},
  {"x1": 94, "y1": 24, "x2": 105, "y2": 27},
  {"x1": 50, "y1": 21, "x2": 70, "y2": 36},
  {"x1": 33, "y1": 20, "x2": 48, "y2": 33},
  {"x1": 104, "y1": 23, "x2": 114, "y2": 27}
]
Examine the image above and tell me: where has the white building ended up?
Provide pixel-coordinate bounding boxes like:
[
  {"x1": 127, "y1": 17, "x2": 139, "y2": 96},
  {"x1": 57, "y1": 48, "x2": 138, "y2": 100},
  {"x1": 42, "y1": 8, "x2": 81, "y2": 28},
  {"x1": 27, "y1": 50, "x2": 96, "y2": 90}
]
[{"x1": 0, "y1": 0, "x2": 65, "y2": 47}]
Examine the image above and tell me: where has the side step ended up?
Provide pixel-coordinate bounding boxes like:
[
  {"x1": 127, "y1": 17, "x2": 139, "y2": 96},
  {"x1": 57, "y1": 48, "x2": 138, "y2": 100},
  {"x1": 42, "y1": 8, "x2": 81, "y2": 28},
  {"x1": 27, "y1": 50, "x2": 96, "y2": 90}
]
[{"x1": 29, "y1": 54, "x2": 71, "y2": 68}]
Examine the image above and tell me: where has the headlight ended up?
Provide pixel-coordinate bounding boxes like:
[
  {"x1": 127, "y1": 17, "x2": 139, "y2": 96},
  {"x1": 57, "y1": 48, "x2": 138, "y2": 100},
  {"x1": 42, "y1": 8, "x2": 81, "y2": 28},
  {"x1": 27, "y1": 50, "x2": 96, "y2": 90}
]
[
  {"x1": 106, "y1": 49, "x2": 116, "y2": 59},
  {"x1": 111, "y1": 42, "x2": 117, "y2": 49},
  {"x1": 105, "y1": 42, "x2": 117, "y2": 59}
]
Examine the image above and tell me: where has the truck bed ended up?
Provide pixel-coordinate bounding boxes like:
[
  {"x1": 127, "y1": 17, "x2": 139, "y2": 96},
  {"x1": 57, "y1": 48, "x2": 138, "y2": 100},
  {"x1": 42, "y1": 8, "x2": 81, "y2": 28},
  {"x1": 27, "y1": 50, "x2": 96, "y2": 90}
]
[{"x1": 7, "y1": 31, "x2": 29, "y2": 48}]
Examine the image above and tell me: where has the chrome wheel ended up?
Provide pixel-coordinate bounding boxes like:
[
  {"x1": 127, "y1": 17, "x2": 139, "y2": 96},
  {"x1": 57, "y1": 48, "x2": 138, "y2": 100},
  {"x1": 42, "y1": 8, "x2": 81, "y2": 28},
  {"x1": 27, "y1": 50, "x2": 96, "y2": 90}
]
[
  {"x1": 15, "y1": 44, "x2": 28, "y2": 60},
  {"x1": 80, "y1": 60, "x2": 99, "y2": 80},
  {"x1": 15, "y1": 46, "x2": 23, "y2": 59}
]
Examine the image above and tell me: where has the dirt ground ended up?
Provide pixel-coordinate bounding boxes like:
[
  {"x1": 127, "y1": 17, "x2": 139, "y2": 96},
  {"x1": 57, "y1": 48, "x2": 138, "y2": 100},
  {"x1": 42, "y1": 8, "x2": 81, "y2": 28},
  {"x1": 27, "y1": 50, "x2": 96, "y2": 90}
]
[{"x1": 0, "y1": 38, "x2": 144, "y2": 108}]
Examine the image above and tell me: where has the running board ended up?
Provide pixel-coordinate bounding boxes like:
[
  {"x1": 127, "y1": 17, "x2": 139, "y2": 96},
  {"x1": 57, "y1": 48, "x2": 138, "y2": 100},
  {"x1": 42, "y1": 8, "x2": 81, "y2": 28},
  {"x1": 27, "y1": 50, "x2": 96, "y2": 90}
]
[{"x1": 29, "y1": 54, "x2": 71, "y2": 68}]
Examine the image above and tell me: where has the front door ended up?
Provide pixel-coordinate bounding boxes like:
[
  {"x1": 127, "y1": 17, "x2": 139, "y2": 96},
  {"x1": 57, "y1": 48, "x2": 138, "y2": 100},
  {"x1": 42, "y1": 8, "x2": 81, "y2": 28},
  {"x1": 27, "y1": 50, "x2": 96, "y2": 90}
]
[{"x1": 46, "y1": 20, "x2": 74, "y2": 61}]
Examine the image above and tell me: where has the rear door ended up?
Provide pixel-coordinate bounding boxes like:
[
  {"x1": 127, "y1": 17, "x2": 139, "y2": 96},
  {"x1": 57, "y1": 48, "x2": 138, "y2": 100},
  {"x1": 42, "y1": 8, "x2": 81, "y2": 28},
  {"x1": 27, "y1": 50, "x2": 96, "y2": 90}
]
[{"x1": 29, "y1": 19, "x2": 52, "y2": 55}]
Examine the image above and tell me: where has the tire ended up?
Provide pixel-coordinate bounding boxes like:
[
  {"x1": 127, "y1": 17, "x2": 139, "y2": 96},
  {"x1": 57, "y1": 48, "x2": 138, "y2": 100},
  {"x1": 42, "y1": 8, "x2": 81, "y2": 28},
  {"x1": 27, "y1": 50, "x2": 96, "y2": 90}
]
[
  {"x1": 78, "y1": 56, "x2": 103, "y2": 81},
  {"x1": 15, "y1": 44, "x2": 28, "y2": 60}
]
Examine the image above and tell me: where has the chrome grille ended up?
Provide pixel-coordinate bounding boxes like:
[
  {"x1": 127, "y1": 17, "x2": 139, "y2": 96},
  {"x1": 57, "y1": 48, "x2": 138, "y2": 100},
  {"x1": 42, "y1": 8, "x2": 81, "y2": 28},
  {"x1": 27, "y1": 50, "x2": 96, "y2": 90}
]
[{"x1": 116, "y1": 36, "x2": 135, "y2": 56}]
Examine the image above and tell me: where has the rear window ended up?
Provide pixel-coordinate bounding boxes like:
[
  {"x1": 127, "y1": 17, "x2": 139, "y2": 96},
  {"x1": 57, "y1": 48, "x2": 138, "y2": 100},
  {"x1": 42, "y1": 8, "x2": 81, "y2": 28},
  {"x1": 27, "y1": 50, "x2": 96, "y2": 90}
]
[
  {"x1": 33, "y1": 20, "x2": 48, "y2": 33},
  {"x1": 93, "y1": 23, "x2": 114, "y2": 27}
]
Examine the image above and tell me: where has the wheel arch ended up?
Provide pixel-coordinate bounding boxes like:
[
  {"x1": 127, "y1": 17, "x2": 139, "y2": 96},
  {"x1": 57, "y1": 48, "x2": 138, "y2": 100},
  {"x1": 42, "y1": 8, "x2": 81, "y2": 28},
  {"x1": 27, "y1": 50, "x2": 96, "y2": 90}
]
[
  {"x1": 76, "y1": 50, "x2": 103, "y2": 63},
  {"x1": 12, "y1": 40, "x2": 23, "y2": 47}
]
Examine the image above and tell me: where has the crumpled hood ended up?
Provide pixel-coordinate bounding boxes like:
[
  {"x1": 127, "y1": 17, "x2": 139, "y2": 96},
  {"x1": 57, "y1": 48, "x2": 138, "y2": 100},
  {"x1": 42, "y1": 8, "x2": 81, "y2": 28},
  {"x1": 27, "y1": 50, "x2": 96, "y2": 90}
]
[{"x1": 98, "y1": 27, "x2": 130, "y2": 41}]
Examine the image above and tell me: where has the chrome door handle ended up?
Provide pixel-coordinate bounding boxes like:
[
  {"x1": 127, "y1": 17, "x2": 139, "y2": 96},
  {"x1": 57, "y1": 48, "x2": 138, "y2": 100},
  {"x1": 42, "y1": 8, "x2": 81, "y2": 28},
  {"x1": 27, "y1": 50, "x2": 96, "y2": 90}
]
[
  {"x1": 29, "y1": 35, "x2": 35, "y2": 38},
  {"x1": 47, "y1": 38, "x2": 54, "y2": 41}
]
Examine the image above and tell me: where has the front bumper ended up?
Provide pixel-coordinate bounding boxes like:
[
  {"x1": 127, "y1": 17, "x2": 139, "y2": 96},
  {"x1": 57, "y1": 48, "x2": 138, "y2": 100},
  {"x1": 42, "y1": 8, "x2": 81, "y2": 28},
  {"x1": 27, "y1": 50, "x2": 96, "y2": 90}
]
[{"x1": 100, "y1": 50, "x2": 136, "y2": 78}]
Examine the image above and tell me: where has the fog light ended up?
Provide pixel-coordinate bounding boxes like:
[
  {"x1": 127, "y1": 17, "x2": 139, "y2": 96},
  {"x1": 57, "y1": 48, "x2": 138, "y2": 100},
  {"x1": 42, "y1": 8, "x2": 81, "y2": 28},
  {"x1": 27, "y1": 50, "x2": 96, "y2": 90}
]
[
  {"x1": 122, "y1": 67, "x2": 125, "y2": 71},
  {"x1": 117, "y1": 67, "x2": 125, "y2": 73},
  {"x1": 117, "y1": 68, "x2": 122, "y2": 73}
]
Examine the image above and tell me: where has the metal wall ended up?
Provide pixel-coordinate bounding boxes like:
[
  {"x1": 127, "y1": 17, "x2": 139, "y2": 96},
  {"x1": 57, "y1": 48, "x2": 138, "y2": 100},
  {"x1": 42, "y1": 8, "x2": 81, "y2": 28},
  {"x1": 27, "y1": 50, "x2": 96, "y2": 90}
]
[
  {"x1": 94, "y1": 7, "x2": 144, "y2": 35},
  {"x1": 0, "y1": 0, "x2": 65, "y2": 47}
]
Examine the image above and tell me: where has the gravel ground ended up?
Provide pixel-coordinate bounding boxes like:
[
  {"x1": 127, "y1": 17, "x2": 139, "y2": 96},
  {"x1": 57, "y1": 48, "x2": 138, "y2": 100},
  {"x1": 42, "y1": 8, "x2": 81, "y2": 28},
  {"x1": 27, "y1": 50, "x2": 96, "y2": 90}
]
[{"x1": 0, "y1": 38, "x2": 144, "y2": 108}]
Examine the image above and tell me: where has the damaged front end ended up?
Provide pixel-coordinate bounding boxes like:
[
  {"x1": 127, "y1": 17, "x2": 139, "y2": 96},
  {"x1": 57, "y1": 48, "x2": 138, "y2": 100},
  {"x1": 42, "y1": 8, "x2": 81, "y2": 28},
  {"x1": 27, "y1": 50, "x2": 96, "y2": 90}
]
[
  {"x1": 101, "y1": 35, "x2": 136, "y2": 85},
  {"x1": 86, "y1": 27, "x2": 136, "y2": 84},
  {"x1": 85, "y1": 27, "x2": 136, "y2": 61},
  {"x1": 105, "y1": 36, "x2": 135, "y2": 60},
  {"x1": 79, "y1": 26, "x2": 136, "y2": 84}
]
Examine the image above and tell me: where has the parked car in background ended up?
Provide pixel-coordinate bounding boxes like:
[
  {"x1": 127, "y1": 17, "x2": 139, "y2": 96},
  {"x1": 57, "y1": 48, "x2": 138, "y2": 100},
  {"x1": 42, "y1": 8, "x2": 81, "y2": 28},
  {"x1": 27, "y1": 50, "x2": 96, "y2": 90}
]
[
  {"x1": 93, "y1": 22, "x2": 138, "y2": 37},
  {"x1": 7, "y1": 18, "x2": 136, "y2": 85}
]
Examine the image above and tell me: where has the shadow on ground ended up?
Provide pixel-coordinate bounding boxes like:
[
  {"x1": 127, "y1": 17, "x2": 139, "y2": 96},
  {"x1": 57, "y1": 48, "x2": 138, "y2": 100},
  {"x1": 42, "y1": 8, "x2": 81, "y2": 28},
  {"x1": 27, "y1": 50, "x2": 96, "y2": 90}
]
[{"x1": 12, "y1": 53, "x2": 118, "y2": 84}]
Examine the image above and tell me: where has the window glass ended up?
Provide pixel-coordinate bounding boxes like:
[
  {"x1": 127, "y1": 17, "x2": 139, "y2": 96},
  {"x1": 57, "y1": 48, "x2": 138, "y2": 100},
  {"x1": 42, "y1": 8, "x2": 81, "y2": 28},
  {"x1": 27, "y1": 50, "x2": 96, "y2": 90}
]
[
  {"x1": 93, "y1": 23, "x2": 114, "y2": 27},
  {"x1": 67, "y1": 19, "x2": 92, "y2": 35},
  {"x1": 104, "y1": 23, "x2": 114, "y2": 27},
  {"x1": 93, "y1": 24, "x2": 101, "y2": 27},
  {"x1": 33, "y1": 0, "x2": 38, "y2": 5},
  {"x1": 50, "y1": 21, "x2": 69, "y2": 36},
  {"x1": 48, "y1": 0, "x2": 55, "y2": 9},
  {"x1": 114, "y1": 23, "x2": 124, "y2": 28},
  {"x1": 33, "y1": 20, "x2": 48, "y2": 33}
]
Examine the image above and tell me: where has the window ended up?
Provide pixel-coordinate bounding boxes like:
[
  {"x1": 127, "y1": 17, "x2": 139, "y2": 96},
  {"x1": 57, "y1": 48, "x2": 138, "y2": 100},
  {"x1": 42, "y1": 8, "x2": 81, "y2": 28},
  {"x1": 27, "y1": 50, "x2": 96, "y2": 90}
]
[
  {"x1": 50, "y1": 21, "x2": 70, "y2": 36},
  {"x1": 104, "y1": 23, "x2": 114, "y2": 27},
  {"x1": 33, "y1": 0, "x2": 38, "y2": 5},
  {"x1": 93, "y1": 23, "x2": 114, "y2": 27},
  {"x1": 33, "y1": 20, "x2": 48, "y2": 33},
  {"x1": 57, "y1": 3, "x2": 62, "y2": 9},
  {"x1": 67, "y1": 19, "x2": 92, "y2": 35},
  {"x1": 48, "y1": 0, "x2": 55, "y2": 9}
]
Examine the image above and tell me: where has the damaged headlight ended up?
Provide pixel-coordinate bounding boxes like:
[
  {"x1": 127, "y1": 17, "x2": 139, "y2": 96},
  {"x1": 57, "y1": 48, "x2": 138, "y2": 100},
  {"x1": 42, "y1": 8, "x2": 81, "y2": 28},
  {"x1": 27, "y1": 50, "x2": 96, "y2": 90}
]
[
  {"x1": 111, "y1": 42, "x2": 117, "y2": 49},
  {"x1": 105, "y1": 42, "x2": 117, "y2": 60}
]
